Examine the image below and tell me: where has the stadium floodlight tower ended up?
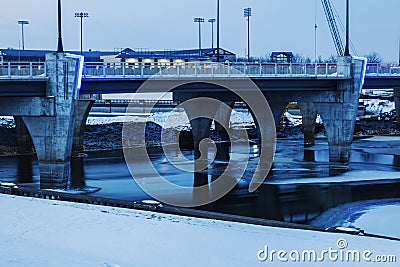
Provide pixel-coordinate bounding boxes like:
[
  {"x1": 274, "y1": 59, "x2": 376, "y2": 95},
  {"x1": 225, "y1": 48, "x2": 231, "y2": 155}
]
[
  {"x1": 74, "y1": 12, "x2": 89, "y2": 55},
  {"x1": 244, "y1": 7, "x2": 252, "y2": 62},
  {"x1": 208, "y1": 18, "x2": 216, "y2": 49},
  {"x1": 194, "y1": 17, "x2": 205, "y2": 56}
]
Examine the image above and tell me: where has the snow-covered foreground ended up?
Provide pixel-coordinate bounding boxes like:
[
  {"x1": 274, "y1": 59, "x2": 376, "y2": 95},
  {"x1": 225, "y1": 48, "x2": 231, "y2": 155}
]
[{"x1": 0, "y1": 194, "x2": 399, "y2": 267}]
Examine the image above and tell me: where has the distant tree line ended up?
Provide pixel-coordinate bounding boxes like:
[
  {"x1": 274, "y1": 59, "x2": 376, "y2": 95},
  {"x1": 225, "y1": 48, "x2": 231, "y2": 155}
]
[{"x1": 236, "y1": 52, "x2": 384, "y2": 64}]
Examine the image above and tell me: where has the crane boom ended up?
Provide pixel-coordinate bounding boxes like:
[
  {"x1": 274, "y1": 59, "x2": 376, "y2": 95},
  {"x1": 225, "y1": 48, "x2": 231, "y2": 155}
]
[{"x1": 321, "y1": 0, "x2": 344, "y2": 56}]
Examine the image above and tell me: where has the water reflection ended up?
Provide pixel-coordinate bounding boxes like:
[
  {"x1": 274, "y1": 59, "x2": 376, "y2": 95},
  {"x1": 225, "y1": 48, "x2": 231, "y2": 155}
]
[
  {"x1": 17, "y1": 154, "x2": 33, "y2": 184},
  {"x1": 2, "y1": 137, "x2": 400, "y2": 227},
  {"x1": 303, "y1": 149, "x2": 315, "y2": 162},
  {"x1": 70, "y1": 155, "x2": 86, "y2": 188},
  {"x1": 393, "y1": 155, "x2": 400, "y2": 167}
]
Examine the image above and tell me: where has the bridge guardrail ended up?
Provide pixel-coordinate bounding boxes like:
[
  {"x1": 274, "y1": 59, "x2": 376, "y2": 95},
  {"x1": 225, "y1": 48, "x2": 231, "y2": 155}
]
[
  {"x1": 0, "y1": 62, "x2": 46, "y2": 78},
  {"x1": 365, "y1": 63, "x2": 400, "y2": 76},
  {"x1": 82, "y1": 62, "x2": 343, "y2": 78},
  {"x1": 1, "y1": 61, "x2": 400, "y2": 79}
]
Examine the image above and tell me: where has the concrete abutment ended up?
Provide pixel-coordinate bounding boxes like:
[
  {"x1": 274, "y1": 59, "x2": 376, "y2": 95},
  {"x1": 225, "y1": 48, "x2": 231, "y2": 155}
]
[
  {"x1": 315, "y1": 56, "x2": 366, "y2": 163},
  {"x1": 22, "y1": 53, "x2": 82, "y2": 189}
]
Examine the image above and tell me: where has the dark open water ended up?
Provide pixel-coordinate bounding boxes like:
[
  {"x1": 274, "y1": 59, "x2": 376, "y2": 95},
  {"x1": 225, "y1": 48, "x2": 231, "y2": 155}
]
[{"x1": 1, "y1": 136, "x2": 400, "y2": 228}]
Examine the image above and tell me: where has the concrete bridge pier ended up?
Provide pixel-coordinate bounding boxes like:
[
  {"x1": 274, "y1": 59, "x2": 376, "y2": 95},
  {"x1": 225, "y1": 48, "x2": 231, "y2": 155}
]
[
  {"x1": 314, "y1": 56, "x2": 366, "y2": 163},
  {"x1": 298, "y1": 102, "x2": 318, "y2": 147},
  {"x1": 14, "y1": 116, "x2": 33, "y2": 155},
  {"x1": 214, "y1": 102, "x2": 234, "y2": 161},
  {"x1": 181, "y1": 97, "x2": 220, "y2": 187},
  {"x1": 70, "y1": 97, "x2": 97, "y2": 188},
  {"x1": 189, "y1": 117, "x2": 213, "y2": 187},
  {"x1": 22, "y1": 53, "x2": 82, "y2": 189},
  {"x1": 265, "y1": 99, "x2": 288, "y2": 128},
  {"x1": 394, "y1": 88, "x2": 400, "y2": 127},
  {"x1": 245, "y1": 99, "x2": 285, "y2": 145},
  {"x1": 72, "y1": 98, "x2": 96, "y2": 156}
]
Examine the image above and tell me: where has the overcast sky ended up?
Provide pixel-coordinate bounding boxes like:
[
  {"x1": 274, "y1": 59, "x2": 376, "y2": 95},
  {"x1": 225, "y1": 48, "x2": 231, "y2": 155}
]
[{"x1": 1, "y1": 0, "x2": 399, "y2": 62}]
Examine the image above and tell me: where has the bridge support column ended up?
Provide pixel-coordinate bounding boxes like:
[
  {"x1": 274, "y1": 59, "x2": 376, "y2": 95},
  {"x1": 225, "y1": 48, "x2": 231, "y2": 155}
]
[
  {"x1": 182, "y1": 98, "x2": 220, "y2": 187},
  {"x1": 70, "y1": 97, "x2": 97, "y2": 188},
  {"x1": 394, "y1": 88, "x2": 400, "y2": 128},
  {"x1": 190, "y1": 117, "x2": 213, "y2": 187},
  {"x1": 214, "y1": 102, "x2": 234, "y2": 161},
  {"x1": 22, "y1": 53, "x2": 82, "y2": 189},
  {"x1": 315, "y1": 57, "x2": 366, "y2": 163},
  {"x1": 14, "y1": 116, "x2": 33, "y2": 154},
  {"x1": 265, "y1": 99, "x2": 288, "y2": 128},
  {"x1": 72, "y1": 98, "x2": 95, "y2": 155},
  {"x1": 298, "y1": 102, "x2": 317, "y2": 147}
]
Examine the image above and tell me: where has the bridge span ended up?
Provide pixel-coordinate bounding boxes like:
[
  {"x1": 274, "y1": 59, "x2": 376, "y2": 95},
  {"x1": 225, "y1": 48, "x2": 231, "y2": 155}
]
[{"x1": 0, "y1": 53, "x2": 399, "y2": 190}]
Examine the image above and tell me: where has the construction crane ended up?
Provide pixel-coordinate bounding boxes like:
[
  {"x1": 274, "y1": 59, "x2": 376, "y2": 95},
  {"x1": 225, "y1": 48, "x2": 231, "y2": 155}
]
[{"x1": 321, "y1": 0, "x2": 345, "y2": 56}]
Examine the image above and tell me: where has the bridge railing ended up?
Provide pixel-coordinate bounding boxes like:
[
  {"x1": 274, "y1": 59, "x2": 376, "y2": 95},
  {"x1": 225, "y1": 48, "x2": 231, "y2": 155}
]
[
  {"x1": 365, "y1": 64, "x2": 400, "y2": 76},
  {"x1": 2, "y1": 61, "x2": 399, "y2": 79},
  {"x1": 0, "y1": 62, "x2": 46, "y2": 78},
  {"x1": 82, "y1": 62, "x2": 343, "y2": 78}
]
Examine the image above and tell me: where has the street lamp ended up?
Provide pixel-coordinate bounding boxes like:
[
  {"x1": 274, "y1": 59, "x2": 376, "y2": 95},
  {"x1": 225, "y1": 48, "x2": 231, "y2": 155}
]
[
  {"x1": 194, "y1": 17, "x2": 205, "y2": 55},
  {"x1": 244, "y1": 7, "x2": 252, "y2": 62},
  {"x1": 57, "y1": 0, "x2": 63, "y2": 52},
  {"x1": 74, "y1": 12, "x2": 89, "y2": 55},
  {"x1": 18, "y1": 20, "x2": 29, "y2": 50},
  {"x1": 344, "y1": 0, "x2": 350, "y2": 56},
  {"x1": 208, "y1": 18, "x2": 216, "y2": 49},
  {"x1": 216, "y1": 0, "x2": 220, "y2": 62}
]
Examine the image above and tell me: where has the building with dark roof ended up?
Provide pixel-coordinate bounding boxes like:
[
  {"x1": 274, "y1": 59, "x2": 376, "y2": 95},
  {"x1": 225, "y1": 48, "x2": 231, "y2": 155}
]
[
  {"x1": 0, "y1": 48, "x2": 117, "y2": 63},
  {"x1": 0, "y1": 47, "x2": 236, "y2": 64},
  {"x1": 270, "y1": 52, "x2": 294, "y2": 63},
  {"x1": 113, "y1": 47, "x2": 236, "y2": 65}
]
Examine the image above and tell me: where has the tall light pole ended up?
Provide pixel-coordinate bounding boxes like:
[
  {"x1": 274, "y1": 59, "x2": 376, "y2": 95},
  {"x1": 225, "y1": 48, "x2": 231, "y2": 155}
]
[
  {"x1": 344, "y1": 0, "x2": 350, "y2": 56},
  {"x1": 74, "y1": 12, "x2": 89, "y2": 55},
  {"x1": 208, "y1": 18, "x2": 216, "y2": 49},
  {"x1": 244, "y1": 8, "x2": 252, "y2": 62},
  {"x1": 216, "y1": 0, "x2": 220, "y2": 62},
  {"x1": 314, "y1": 0, "x2": 318, "y2": 63},
  {"x1": 18, "y1": 20, "x2": 29, "y2": 50},
  {"x1": 57, "y1": 0, "x2": 64, "y2": 52},
  {"x1": 194, "y1": 17, "x2": 205, "y2": 56}
]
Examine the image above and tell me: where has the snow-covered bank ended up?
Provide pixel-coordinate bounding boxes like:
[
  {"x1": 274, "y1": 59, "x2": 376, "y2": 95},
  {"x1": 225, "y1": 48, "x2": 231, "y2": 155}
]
[{"x1": 0, "y1": 194, "x2": 399, "y2": 266}]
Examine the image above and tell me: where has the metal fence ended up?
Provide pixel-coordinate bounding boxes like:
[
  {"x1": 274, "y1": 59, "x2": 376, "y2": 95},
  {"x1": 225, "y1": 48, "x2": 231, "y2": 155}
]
[
  {"x1": 365, "y1": 64, "x2": 400, "y2": 76},
  {"x1": 1, "y1": 61, "x2": 400, "y2": 79},
  {"x1": 0, "y1": 62, "x2": 46, "y2": 78},
  {"x1": 82, "y1": 62, "x2": 343, "y2": 78}
]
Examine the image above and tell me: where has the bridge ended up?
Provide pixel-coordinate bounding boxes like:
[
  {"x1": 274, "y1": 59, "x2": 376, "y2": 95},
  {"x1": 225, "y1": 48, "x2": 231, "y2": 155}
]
[
  {"x1": 1, "y1": 60, "x2": 399, "y2": 96},
  {"x1": 0, "y1": 53, "x2": 400, "y2": 189}
]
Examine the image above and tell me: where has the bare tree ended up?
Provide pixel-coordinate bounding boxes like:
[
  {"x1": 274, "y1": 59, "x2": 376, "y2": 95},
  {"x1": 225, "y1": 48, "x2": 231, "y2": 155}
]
[
  {"x1": 364, "y1": 52, "x2": 383, "y2": 63},
  {"x1": 326, "y1": 55, "x2": 337, "y2": 63},
  {"x1": 292, "y1": 53, "x2": 312, "y2": 63}
]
